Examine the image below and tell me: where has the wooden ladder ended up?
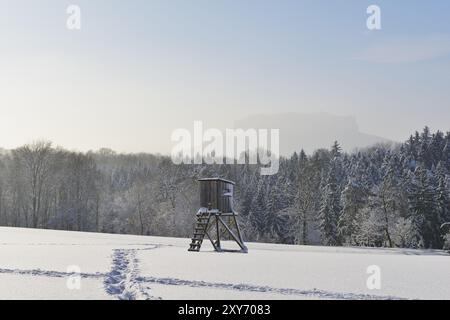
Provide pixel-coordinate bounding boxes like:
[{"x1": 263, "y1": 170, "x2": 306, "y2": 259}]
[{"x1": 188, "y1": 213, "x2": 211, "y2": 252}]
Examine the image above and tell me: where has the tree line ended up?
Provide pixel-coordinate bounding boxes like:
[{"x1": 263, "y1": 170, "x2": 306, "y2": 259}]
[{"x1": 0, "y1": 126, "x2": 449, "y2": 250}]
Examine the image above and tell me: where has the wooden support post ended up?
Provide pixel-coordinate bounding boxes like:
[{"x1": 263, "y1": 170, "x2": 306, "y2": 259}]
[
  {"x1": 217, "y1": 216, "x2": 247, "y2": 252},
  {"x1": 232, "y1": 212, "x2": 246, "y2": 251},
  {"x1": 215, "y1": 215, "x2": 221, "y2": 251},
  {"x1": 205, "y1": 230, "x2": 219, "y2": 251}
]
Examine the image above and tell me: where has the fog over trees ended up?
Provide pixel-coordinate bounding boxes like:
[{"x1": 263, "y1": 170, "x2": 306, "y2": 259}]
[{"x1": 0, "y1": 127, "x2": 449, "y2": 250}]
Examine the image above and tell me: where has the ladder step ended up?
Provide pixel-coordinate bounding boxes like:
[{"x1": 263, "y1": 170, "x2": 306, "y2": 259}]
[{"x1": 189, "y1": 214, "x2": 212, "y2": 252}]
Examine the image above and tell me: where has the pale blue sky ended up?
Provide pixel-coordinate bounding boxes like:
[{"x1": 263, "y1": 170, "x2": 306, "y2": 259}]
[{"x1": 0, "y1": 1, "x2": 449, "y2": 153}]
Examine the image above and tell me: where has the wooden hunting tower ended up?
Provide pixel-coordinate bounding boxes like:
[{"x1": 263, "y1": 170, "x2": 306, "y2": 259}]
[{"x1": 188, "y1": 178, "x2": 248, "y2": 253}]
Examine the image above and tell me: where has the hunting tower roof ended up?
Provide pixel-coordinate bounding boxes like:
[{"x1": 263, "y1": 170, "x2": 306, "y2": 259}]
[{"x1": 198, "y1": 178, "x2": 236, "y2": 185}]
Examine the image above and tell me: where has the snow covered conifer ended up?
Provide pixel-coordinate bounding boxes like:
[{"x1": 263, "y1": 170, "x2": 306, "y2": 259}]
[
  {"x1": 408, "y1": 165, "x2": 441, "y2": 248},
  {"x1": 318, "y1": 162, "x2": 342, "y2": 246},
  {"x1": 338, "y1": 178, "x2": 367, "y2": 245}
]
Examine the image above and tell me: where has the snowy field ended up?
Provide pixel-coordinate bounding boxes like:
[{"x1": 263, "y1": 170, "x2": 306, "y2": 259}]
[{"x1": 0, "y1": 227, "x2": 449, "y2": 300}]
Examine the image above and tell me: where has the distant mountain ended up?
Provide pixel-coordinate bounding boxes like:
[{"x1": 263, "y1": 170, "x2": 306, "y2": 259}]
[{"x1": 234, "y1": 113, "x2": 393, "y2": 156}]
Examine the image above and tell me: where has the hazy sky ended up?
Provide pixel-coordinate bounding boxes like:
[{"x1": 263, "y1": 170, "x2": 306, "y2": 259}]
[{"x1": 1, "y1": 0, "x2": 449, "y2": 153}]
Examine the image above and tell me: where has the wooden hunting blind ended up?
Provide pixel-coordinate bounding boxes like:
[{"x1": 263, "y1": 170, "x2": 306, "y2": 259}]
[{"x1": 188, "y1": 178, "x2": 247, "y2": 253}]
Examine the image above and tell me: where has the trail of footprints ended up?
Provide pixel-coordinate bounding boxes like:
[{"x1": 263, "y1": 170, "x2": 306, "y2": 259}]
[
  {"x1": 104, "y1": 247, "x2": 159, "y2": 300},
  {"x1": 0, "y1": 244, "x2": 406, "y2": 300}
]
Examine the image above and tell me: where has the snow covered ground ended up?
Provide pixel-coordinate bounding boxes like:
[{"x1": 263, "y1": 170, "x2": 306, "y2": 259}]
[{"x1": 0, "y1": 227, "x2": 449, "y2": 300}]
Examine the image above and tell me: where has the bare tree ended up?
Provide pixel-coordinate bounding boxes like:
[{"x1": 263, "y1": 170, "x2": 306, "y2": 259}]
[{"x1": 12, "y1": 141, "x2": 54, "y2": 228}]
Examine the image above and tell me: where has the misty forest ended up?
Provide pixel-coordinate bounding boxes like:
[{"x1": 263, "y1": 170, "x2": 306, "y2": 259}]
[{"x1": 0, "y1": 126, "x2": 449, "y2": 250}]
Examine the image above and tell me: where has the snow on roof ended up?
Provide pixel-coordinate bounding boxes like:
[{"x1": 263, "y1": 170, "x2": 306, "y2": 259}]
[{"x1": 198, "y1": 178, "x2": 236, "y2": 185}]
